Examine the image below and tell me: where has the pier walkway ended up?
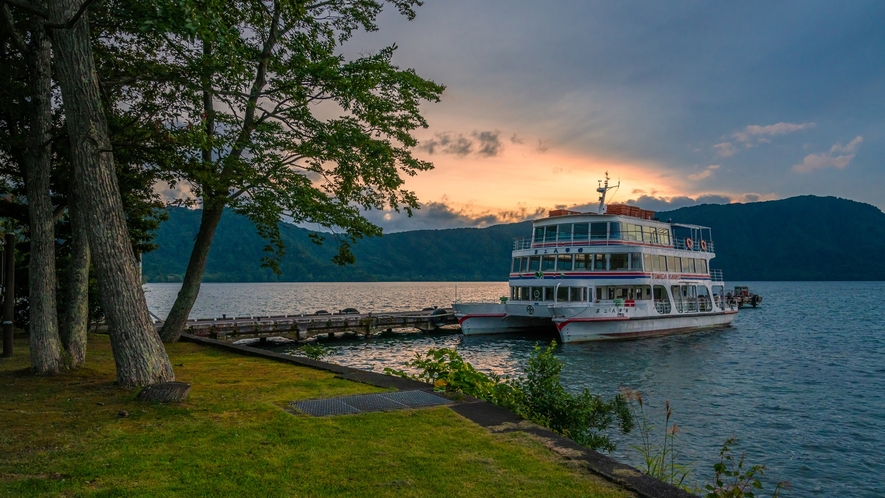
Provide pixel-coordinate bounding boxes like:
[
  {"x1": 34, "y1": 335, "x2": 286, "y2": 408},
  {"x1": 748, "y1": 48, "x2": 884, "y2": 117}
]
[{"x1": 158, "y1": 308, "x2": 458, "y2": 342}]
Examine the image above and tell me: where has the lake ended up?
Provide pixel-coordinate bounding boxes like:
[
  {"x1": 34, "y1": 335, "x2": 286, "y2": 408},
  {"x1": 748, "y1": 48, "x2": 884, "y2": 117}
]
[{"x1": 144, "y1": 280, "x2": 885, "y2": 496}]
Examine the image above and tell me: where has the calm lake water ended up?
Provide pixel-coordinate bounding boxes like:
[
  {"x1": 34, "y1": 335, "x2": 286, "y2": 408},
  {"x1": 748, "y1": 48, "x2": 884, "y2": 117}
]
[{"x1": 144, "y1": 281, "x2": 885, "y2": 496}]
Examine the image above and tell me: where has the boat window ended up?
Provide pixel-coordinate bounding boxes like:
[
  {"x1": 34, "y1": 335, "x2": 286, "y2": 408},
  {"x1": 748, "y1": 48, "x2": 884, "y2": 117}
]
[
  {"x1": 630, "y1": 253, "x2": 643, "y2": 270},
  {"x1": 590, "y1": 222, "x2": 608, "y2": 240},
  {"x1": 604, "y1": 286, "x2": 616, "y2": 300},
  {"x1": 573, "y1": 223, "x2": 589, "y2": 242},
  {"x1": 623, "y1": 223, "x2": 642, "y2": 242},
  {"x1": 594, "y1": 253, "x2": 606, "y2": 270},
  {"x1": 557, "y1": 286, "x2": 569, "y2": 302},
  {"x1": 610, "y1": 254, "x2": 629, "y2": 270},
  {"x1": 543, "y1": 287, "x2": 555, "y2": 301},
  {"x1": 697, "y1": 286, "x2": 712, "y2": 311},
  {"x1": 557, "y1": 254, "x2": 573, "y2": 271},
  {"x1": 542, "y1": 255, "x2": 556, "y2": 271},
  {"x1": 654, "y1": 285, "x2": 671, "y2": 313},
  {"x1": 511, "y1": 258, "x2": 521, "y2": 272},
  {"x1": 521, "y1": 287, "x2": 532, "y2": 301},
  {"x1": 511, "y1": 287, "x2": 518, "y2": 300},
  {"x1": 530, "y1": 287, "x2": 542, "y2": 301},
  {"x1": 609, "y1": 222, "x2": 622, "y2": 240},
  {"x1": 534, "y1": 227, "x2": 544, "y2": 244},
  {"x1": 649, "y1": 255, "x2": 665, "y2": 272},
  {"x1": 671, "y1": 285, "x2": 684, "y2": 312},
  {"x1": 667, "y1": 256, "x2": 681, "y2": 273},
  {"x1": 659, "y1": 228, "x2": 671, "y2": 246},
  {"x1": 558, "y1": 224, "x2": 572, "y2": 242},
  {"x1": 712, "y1": 285, "x2": 724, "y2": 308},
  {"x1": 544, "y1": 225, "x2": 557, "y2": 243},
  {"x1": 682, "y1": 257, "x2": 696, "y2": 273},
  {"x1": 643, "y1": 225, "x2": 658, "y2": 244},
  {"x1": 695, "y1": 258, "x2": 708, "y2": 274},
  {"x1": 574, "y1": 253, "x2": 590, "y2": 270},
  {"x1": 528, "y1": 256, "x2": 541, "y2": 271},
  {"x1": 684, "y1": 285, "x2": 698, "y2": 312},
  {"x1": 569, "y1": 287, "x2": 583, "y2": 302},
  {"x1": 643, "y1": 254, "x2": 653, "y2": 272}
]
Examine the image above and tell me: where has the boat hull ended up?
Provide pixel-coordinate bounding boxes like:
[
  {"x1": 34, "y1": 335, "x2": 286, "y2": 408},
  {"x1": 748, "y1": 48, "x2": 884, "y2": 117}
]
[
  {"x1": 454, "y1": 303, "x2": 556, "y2": 335},
  {"x1": 555, "y1": 310, "x2": 737, "y2": 343}
]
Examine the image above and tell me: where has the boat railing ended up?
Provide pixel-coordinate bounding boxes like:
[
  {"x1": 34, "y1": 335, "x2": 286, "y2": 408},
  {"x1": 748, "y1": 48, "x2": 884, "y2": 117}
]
[
  {"x1": 514, "y1": 236, "x2": 716, "y2": 252},
  {"x1": 513, "y1": 238, "x2": 533, "y2": 250},
  {"x1": 673, "y1": 239, "x2": 715, "y2": 252},
  {"x1": 710, "y1": 269, "x2": 724, "y2": 282},
  {"x1": 654, "y1": 299, "x2": 671, "y2": 314}
]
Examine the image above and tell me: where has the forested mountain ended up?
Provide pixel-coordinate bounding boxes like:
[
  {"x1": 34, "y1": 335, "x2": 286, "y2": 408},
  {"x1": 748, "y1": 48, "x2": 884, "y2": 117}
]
[{"x1": 143, "y1": 196, "x2": 885, "y2": 282}]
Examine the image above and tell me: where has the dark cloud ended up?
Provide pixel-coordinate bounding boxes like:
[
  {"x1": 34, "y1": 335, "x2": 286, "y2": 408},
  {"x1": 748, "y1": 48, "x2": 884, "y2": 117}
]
[
  {"x1": 420, "y1": 132, "x2": 473, "y2": 156},
  {"x1": 419, "y1": 130, "x2": 503, "y2": 157},
  {"x1": 536, "y1": 139, "x2": 549, "y2": 153},
  {"x1": 510, "y1": 133, "x2": 524, "y2": 144},
  {"x1": 473, "y1": 130, "x2": 502, "y2": 157},
  {"x1": 626, "y1": 195, "x2": 731, "y2": 212},
  {"x1": 362, "y1": 200, "x2": 546, "y2": 232}
]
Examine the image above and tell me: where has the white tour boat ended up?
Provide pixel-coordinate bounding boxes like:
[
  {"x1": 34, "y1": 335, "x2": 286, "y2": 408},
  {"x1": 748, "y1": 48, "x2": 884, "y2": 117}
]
[{"x1": 453, "y1": 176, "x2": 739, "y2": 343}]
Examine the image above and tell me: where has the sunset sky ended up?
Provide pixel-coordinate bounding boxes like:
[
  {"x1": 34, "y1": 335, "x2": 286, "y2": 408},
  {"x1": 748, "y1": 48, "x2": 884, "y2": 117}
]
[{"x1": 346, "y1": 0, "x2": 885, "y2": 231}]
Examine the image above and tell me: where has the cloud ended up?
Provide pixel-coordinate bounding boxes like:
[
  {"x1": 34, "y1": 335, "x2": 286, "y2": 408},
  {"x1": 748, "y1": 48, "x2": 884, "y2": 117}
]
[
  {"x1": 713, "y1": 142, "x2": 737, "y2": 157},
  {"x1": 419, "y1": 130, "x2": 503, "y2": 157},
  {"x1": 792, "y1": 136, "x2": 863, "y2": 173},
  {"x1": 733, "y1": 122, "x2": 816, "y2": 143},
  {"x1": 623, "y1": 194, "x2": 732, "y2": 212},
  {"x1": 536, "y1": 139, "x2": 550, "y2": 153},
  {"x1": 472, "y1": 130, "x2": 503, "y2": 157},
  {"x1": 715, "y1": 122, "x2": 816, "y2": 157},
  {"x1": 688, "y1": 164, "x2": 719, "y2": 181},
  {"x1": 510, "y1": 133, "x2": 524, "y2": 144},
  {"x1": 364, "y1": 198, "x2": 546, "y2": 232}
]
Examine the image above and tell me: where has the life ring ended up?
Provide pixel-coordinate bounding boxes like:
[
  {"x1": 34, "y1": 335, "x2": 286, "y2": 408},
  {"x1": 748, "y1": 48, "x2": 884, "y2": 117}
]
[
  {"x1": 685, "y1": 238, "x2": 694, "y2": 250},
  {"x1": 700, "y1": 239, "x2": 707, "y2": 251}
]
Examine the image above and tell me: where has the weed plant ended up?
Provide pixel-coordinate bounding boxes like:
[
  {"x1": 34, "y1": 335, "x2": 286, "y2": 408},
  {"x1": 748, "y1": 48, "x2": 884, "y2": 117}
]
[
  {"x1": 703, "y1": 438, "x2": 790, "y2": 497},
  {"x1": 623, "y1": 389, "x2": 790, "y2": 497},
  {"x1": 297, "y1": 342, "x2": 338, "y2": 360},
  {"x1": 622, "y1": 390, "x2": 691, "y2": 488}
]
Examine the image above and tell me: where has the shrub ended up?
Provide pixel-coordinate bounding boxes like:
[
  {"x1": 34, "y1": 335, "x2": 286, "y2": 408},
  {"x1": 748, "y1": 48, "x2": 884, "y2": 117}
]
[{"x1": 386, "y1": 342, "x2": 633, "y2": 452}]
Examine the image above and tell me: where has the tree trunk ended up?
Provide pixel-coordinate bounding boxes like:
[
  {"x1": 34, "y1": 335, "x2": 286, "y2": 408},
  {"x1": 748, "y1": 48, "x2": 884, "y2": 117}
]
[
  {"x1": 159, "y1": 201, "x2": 224, "y2": 342},
  {"x1": 61, "y1": 180, "x2": 90, "y2": 367},
  {"x1": 25, "y1": 24, "x2": 62, "y2": 375},
  {"x1": 48, "y1": 0, "x2": 174, "y2": 388}
]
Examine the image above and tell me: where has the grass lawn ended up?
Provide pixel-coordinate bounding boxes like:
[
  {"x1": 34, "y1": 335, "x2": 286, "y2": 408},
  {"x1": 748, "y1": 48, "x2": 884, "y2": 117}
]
[{"x1": 0, "y1": 334, "x2": 633, "y2": 497}]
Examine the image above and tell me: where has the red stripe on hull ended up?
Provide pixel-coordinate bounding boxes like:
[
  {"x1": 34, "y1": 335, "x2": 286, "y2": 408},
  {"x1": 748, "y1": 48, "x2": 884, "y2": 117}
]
[{"x1": 457, "y1": 313, "x2": 506, "y2": 325}]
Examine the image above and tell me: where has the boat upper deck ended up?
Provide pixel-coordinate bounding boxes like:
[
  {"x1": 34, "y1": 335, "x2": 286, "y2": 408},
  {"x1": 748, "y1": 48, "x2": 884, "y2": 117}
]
[{"x1": 513, "y1": 207, "x2": 716, "y2": 253}]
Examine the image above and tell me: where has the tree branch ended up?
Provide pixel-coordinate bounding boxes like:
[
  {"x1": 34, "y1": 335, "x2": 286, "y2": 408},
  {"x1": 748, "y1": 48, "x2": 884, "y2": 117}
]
[
  {"x1": 44, "y1": 0, "x2": 99, "y2": 30},
  {"x1": 0, "y1": 4, "x2": 29, "y2": 55}
]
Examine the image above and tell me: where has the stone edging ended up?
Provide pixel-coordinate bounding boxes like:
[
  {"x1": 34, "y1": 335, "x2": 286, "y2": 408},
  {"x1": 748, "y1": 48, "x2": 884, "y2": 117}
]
[{"x1": 179, "y1": 333, "x2": 696, "y2": 498}]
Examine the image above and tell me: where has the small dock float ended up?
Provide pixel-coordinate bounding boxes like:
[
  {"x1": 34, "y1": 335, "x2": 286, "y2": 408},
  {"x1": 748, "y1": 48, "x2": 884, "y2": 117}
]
[{"x1": 158, "y1": 308, "x2": 457, "y2": 342}]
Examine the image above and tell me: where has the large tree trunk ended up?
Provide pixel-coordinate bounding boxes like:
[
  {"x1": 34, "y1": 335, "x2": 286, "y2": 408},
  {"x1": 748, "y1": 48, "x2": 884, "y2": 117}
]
[
  {"x1": 48, "y1": 0, "x2": 174, "y2": 387},
  {"x1": 25, "y1": 24, "x2": 62, "y2": 375},
  {"x1": 159, "y1": 201, "x2": 224, "y2": 342},
  {"x1": 61, "y1": 180, "x2": 90, "y2": 367}
]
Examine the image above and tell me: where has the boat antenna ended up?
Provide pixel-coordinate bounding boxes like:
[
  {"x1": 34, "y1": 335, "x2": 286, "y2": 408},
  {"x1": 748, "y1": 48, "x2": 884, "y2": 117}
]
[{"x1": 596, "y1": 171, "x2": 620, "y2": 214}]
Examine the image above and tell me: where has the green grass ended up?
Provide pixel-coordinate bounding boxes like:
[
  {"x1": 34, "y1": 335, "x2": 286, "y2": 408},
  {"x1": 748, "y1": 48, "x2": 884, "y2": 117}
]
[{"x1": 0, "y1": 334, "x2": 633, "y2": 497}]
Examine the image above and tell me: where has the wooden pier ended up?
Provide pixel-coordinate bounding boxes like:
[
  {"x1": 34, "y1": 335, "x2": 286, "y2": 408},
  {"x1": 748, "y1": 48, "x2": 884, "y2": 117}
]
[{"x1": 160, "y1": 308, "x2": 458, "y2": 342}]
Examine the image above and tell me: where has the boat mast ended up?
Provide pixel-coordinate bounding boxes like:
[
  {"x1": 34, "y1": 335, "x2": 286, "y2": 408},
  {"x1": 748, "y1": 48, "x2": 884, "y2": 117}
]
[{"x1": 596, "y1": 172, "x2": 619, "y2": 214}]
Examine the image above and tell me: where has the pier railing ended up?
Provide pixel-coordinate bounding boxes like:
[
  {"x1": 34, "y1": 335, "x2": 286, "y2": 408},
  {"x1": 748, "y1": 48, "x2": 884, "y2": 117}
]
[{"x1": 163, "y1": 309, "x2": 457, "y2": 342}]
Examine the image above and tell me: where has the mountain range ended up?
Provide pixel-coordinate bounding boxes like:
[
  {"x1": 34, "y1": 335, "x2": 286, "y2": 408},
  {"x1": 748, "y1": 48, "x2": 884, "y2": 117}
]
[{"x1": 143, "y1": 195, "x2": 885, "y2": 282}]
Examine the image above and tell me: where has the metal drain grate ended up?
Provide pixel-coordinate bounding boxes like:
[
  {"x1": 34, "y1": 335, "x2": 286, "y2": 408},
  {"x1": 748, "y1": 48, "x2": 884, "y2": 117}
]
[{"x1": 292, "y1": 390, "x2": 451, "y2": 416}]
